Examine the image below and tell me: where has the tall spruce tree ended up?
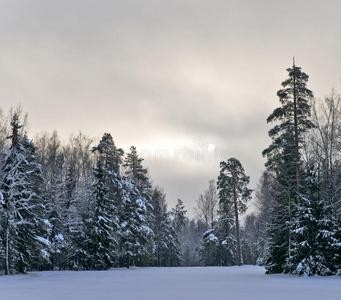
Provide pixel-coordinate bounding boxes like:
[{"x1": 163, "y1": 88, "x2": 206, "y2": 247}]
[
  {"x1": 122, "y1": 146, "x2": 154, "y2": 266},
  {"x1": 81, "y1": 133, "x2": 122, "y2": 270},
  {"x1": 0, "y1": 113, "x2": 47, "y2": 274},
  {"x1": 171, "y1": 199, "x2": 187, "y2": 265},
  {"x1": 150, "y1": 187, "x2": 181, "y2": 267},
  {"x1": 262, "y1": 61, "x2": 315, "y2": 273},
  {"x1": 288, "y1": 168, "x2": 338, "y2": 275},
  {"x1": 118, "y1": 179, "x2": 154, "y2": 268},
  {"x1": 123, "y1": 146, "x2": 152, "y2": 200}
]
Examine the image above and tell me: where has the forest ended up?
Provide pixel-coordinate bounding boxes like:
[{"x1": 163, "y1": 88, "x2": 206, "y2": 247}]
[{"x1": 0, "y1": 62, "x2": 341, "y2": 276}]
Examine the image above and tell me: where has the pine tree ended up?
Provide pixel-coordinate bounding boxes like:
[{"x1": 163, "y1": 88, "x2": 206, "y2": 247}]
[
  {"x1": 202, "y1": 228, "x2": 219, "y2": 266},
  {"x1": 150, "y1": 187, "x2": 181, "y2": 267},
  {"x1": 288, "y1": 168, "x2": 339, "y2": 276},
  {"x1": 262, "y1": 61, "x2": 315, "y2": 273},
  {"x1": 171, "y1": 199, "x2": 187, "y2": 265},
  {"x1": 202, "y1": 218, "x2": 235, "y2": 266},
  {"x1": 217, "y1": 158, "x2": 252, "y2": 266},
  {"x1": 20, "y1": 136, "x2": 50, "y2": 271},
  {"x1": 123, "y1": 146, "x2": 152, "y2": 200},
  {"x1": 0, "y1": 113, "x2": 47, "y2": 274},
  {"x1": 263, "y1": 60, "x2": 314, "y2": 186},
  {"x1": 122, "y1": 146, "x2": 154, "y2": 266},
  {"x1": 119, "y1": 180, "x2": 153, "y2": 267},
  {"x1": 91, "y1": 159, "x2": 117, "y2": 269},
  {"x1": 172, "y1": 199, "x2": 187, "y2": 234},
  {"x1": 80, "y1": 133, "x2": 122, "y2": 270}
]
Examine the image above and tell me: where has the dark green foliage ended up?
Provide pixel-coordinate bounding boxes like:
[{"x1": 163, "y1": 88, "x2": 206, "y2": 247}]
[
  {"x1": 261, "y1": 63, "x2": 341, "y2": 276},
  {"x1": 263, "y1": 62, "x2": 315, "y2": 274},
  {"x1": 263, "y1": 63, "x2": 314, "y2": 173}
]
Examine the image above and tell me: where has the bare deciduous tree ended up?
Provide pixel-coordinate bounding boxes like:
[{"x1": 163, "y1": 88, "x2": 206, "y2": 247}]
[{"x1": 195, "y1": 179, "x2": 218, "y2": 231}]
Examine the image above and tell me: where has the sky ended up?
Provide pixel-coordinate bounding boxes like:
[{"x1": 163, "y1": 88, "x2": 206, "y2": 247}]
[{"x1": 0, "y1": 0, "x2": 340, "y2": 217}]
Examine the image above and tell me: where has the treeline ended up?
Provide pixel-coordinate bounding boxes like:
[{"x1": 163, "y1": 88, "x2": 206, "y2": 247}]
[
  {"x1": 1, "y1": 62, "x2": 341, "y2": 276},
  {"x1": 0, "y1": 107, "x2": 258, "y2": 274},
  {"x1": 0, "y1": 109, "x2": 201, "y2": 274},
  {"x1": 200, "y1": 63, "x2": 341, "y2": 276}
]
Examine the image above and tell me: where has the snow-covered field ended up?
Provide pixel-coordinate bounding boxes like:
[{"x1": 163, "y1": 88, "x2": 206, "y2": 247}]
[{"x1": 0, "y1": 266, "x2": 340, "y2": 300}]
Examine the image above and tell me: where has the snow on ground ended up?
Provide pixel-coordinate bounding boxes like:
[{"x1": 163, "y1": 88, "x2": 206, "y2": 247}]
[{"x1": 0, "y1": 266, "x2": 340, "y2": 300}]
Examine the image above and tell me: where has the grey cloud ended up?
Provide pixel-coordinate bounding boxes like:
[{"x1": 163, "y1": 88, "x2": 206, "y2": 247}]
[{"x1": 0, "y1": 0, "x2": 340, "y2": 216}]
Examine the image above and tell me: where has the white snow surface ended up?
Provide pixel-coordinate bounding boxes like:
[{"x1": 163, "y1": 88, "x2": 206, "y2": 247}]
[{"x1": 0, "y1": 266, "x2": 340, "y2": 300}]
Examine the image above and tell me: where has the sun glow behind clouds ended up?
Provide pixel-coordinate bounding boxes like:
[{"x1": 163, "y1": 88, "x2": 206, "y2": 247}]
[{"x1": 0, "y1": 0, "x2": 340, "y2": 216}]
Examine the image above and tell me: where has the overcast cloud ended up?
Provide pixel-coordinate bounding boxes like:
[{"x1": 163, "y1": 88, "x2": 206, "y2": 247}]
[{"x1": 1, "y1": 0, "x2": 340, "y2": 216}]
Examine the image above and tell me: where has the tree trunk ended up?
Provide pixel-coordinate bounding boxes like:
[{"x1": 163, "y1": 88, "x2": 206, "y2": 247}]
[
  {"x1": 5, "y1": 219, "x2": 9, "y2": 275},
  {"x1": 292, "y1": 58, "x2": 299, "y2": 261},
  {"x1": 126, "y1": 252, "x2": 130, "y2": 269},
  {"x1": 293, "y1": 59, "x2": 300, "y2": 190},
  {"x1": 233, "y1": 187, "x2": 242, "y2": 266}
]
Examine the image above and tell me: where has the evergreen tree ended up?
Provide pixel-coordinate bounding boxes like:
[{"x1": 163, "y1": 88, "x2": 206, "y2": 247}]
[
  {"x1": 20, "y1": 136, "x2": 50, "y2": 271},
  {"x1": 122, "y1": 146, "x2": 154, "y2": 266},
  {"x1": 119, "y1": 180, "x2": 153, "y2": 268},
  {"x1": 172, "y1": 199, "x2": 187, "y2": 234},
  {"x1": 80, "y1": 133, "x2": 122, "y2": 270},
  {"x1": 202, "y1": 219, "x2": 235, "y2": 266},
  {"x1": 0, "y1": 113, "x2": 47, "y2": 274},
  {"x1": 89, "y1": 159, "x2": 117, "y2": 269},
  {"x1": 288, "y1": 168, "x2": 339, "y2": 275},
  {"x1": 123, "y1": 146, "x2": 152, "y2": 200},
  {"x1": 150, "y1": 187, "x2": 181, "y2": 267},
  {"x1": 262, "y1": 61, "x2": 315, "y2": 273},
  {"x1": 263, "y1": 60, "x2": 314, "y2": 187},
  {"x1": 202, "y1": 228, "x2": 219, "y2": 266},
  {"x1": 171, "y1": 199, "x2": 188, "y2": 266},
  {"x1": 217, "y1": 158, "x2": 252, "y2": 266}
]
